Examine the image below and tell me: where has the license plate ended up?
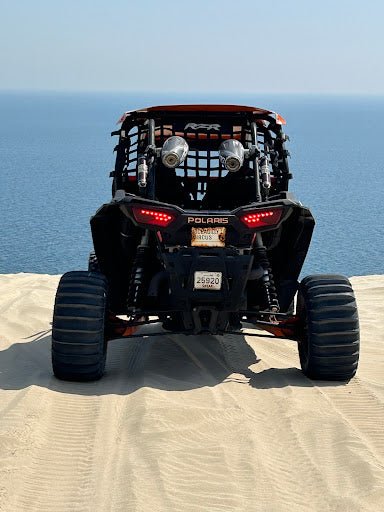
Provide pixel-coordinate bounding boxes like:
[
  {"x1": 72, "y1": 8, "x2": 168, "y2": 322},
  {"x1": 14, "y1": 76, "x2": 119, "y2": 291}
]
[
  {"x1": 191, "y1": 227, "x2": 226, "y2": 247},
  {"x1": 194, "y1": 271, "x2": 222, "y2": 290}
]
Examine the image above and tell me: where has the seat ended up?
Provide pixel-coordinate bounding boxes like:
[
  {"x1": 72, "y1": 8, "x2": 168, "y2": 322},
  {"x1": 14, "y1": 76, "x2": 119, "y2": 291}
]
[{"x1": 202, "y1": 168, "x2": 256, "y2": 210}]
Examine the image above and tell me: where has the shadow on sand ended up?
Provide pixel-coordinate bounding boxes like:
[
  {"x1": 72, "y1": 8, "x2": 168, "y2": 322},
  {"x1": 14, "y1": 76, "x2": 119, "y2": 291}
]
[{"x1": 0, "y1": 324, "x2": 345, "y2": 396}]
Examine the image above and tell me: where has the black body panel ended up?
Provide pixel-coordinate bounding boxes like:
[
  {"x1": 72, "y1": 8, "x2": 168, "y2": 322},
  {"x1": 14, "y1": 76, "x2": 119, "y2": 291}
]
[{"x1": 90, "y1": 195, "x2": 315, "y2": 327}]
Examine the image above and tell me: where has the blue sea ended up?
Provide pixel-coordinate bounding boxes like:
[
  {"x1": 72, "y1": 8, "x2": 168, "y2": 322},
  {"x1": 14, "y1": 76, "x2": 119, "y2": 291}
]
[{"x1": 0, "y1": 92, "x2": 383, "y2": 277}]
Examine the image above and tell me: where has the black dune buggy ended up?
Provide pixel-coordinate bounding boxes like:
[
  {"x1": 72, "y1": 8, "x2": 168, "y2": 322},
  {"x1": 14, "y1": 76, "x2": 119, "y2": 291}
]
[{"x1": 52, "y1": 104, "x2": 360, "y2": 382}]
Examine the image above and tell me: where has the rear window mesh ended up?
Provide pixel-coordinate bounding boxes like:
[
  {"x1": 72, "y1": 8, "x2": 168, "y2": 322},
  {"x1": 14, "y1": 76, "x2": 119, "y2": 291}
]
[{"x1": 117, "y1": 119, "x2": 271, "y2": 198}]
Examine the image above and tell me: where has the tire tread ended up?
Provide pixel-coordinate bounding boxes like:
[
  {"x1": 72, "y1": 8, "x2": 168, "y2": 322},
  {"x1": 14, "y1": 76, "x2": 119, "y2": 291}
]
[
  {"x1": 297, "y1": 274, "x2": 360, "y2": 381},
  {"x1": 51, "y1": 271, "x2": 108, "y2": 381}
]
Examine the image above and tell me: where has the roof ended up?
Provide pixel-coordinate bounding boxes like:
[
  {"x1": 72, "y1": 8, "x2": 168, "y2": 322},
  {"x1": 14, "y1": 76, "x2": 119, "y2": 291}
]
[{"x1": 117, "y1": 104, "x2": 286, "y2": 125}]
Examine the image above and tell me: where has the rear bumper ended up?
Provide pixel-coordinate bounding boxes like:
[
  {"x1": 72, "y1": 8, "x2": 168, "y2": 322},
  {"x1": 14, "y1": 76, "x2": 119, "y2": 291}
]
[{"x1": 162, "y1": 246, "x2": 253, "y2": 333}]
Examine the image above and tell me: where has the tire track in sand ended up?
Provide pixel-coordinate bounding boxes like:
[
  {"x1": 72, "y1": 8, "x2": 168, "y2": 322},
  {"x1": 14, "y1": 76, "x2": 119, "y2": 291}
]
[
  {"x1": 7, "y1": 390, "x2": 102, "y2": 512},
  {"x1": 1, "y1": 274, "x2": 384, "y2": 511},
  {"x1": 246, "y1": 334, "x2": 384, "y2": 509}
]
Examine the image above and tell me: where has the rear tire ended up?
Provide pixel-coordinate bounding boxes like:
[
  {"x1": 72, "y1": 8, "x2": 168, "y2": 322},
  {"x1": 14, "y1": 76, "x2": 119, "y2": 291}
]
[
  {"x1": 296, "y1": 274, "x2": 359, "y2": 381},
  {"x1": 52, "y1": 271, "x2": 108, "y2": 381}
]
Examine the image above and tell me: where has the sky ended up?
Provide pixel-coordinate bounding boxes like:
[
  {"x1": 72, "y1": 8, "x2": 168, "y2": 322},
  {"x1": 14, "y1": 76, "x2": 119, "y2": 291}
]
[{"x1": 0, "y1": 0, "x2": 383, "y2": 94}]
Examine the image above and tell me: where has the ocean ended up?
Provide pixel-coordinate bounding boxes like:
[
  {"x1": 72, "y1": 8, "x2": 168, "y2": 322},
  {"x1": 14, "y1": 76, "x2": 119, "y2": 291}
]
[{"x1": 0, "y1": 91, "x2": 383, "y2": 277}]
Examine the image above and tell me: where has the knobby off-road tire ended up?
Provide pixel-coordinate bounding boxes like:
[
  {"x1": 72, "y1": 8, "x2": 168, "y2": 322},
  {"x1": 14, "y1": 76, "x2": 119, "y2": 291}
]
[
  {"x1": 52, "y1": 271, "x2": 108, "y2": 381},
  {"x1": 88, "y1": 251, "x2": 100, "y2": 272},
  {"x1": 297, "y1": 274, "x2": 359, "y2": 381}
]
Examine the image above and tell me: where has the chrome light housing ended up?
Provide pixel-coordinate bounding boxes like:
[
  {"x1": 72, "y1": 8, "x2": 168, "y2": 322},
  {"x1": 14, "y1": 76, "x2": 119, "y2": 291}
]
[
  {"x1": 219, "y1": 139, "x2": 245, "y2": 172},
  {"x1": 161, "y1": 136, "x2": 189, "y2": 168}
]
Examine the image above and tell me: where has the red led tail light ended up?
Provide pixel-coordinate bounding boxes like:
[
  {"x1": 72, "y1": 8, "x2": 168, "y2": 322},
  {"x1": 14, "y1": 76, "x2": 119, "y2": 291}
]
[
  {"x1": 240, "y1": 208, "x2": 283, "y2": 228},
  {"x1": 132, "y1": 206, "x2": 175, "y2": 227}
]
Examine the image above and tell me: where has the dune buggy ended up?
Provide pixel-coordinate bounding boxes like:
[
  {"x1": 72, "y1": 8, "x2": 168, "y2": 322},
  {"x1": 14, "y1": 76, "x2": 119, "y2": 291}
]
[{"x1": 52, "y1": 104, "x2": 360, "y2": 382}]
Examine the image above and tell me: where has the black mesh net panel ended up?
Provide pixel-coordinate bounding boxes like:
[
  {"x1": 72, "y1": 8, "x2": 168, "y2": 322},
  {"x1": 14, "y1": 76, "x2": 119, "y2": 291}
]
[
  {"x1": 120, "y1": 124, "x2": 149, "y2": 176},
  {"x1": 115, "y1": 116, "x2": 281, "y2": 205}
]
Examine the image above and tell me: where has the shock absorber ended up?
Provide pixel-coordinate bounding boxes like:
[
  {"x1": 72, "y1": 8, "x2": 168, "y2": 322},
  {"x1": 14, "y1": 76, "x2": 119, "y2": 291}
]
[
  {"x1": 137, "y1": 156, "x2": 148, "y2": 188},
  {"x1": 128, "y1": 230, "x2": 150, "y2": 312},
  {"x1": 254, "y1": 234, "x2": 279, "y2": 312},
  {"x1": 259, "y1": 156, "x2": 271, "y2": 198}
]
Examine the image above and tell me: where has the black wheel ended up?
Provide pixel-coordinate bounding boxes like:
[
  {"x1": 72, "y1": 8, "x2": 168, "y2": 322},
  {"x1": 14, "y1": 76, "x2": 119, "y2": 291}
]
[
  {"x1": 88, "y1": 251, "x2": 100, "y2": 272},
  {"x1": 52, "y1": 271, "x2": 109, "y2": 381},
  {"x1": 296, "y1": 274, "x2": 359, "y2": 381}
]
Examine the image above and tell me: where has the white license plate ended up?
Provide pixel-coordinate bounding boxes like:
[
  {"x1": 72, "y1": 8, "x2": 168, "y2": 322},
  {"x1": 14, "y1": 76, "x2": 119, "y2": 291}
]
[
  {"x1": 191, "y1": 227, "x2": 226, "y2": 247},
  {"x1": 194, "y1": 271, "x2": 222, "y2": 290}
]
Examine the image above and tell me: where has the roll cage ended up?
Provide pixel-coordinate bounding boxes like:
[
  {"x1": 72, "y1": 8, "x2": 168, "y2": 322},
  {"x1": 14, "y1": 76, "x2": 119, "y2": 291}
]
[{"x1": 110, "y1": 105, "x2": 292, "y2": 208}]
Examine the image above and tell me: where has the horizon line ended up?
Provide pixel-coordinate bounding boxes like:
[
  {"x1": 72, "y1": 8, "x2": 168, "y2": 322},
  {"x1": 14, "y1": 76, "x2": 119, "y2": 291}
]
[{"x1": 1, "y1": 89, "x2": 383, "y2": 97}]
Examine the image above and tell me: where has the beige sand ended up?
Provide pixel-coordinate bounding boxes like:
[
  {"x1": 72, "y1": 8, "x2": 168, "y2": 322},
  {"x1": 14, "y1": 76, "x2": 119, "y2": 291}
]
[{"x1": 0, "y1": 273, "x2": 383, "y2": 512}]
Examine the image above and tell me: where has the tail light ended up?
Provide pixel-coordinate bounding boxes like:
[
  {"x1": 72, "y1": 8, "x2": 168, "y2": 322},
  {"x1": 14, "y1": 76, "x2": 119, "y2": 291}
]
[
  {"x1": 132, "y1": 206, "x2": 175, "y2": 227},
  {"x1": 240, "y1": 207, "x2": 283, "y2": 228}
]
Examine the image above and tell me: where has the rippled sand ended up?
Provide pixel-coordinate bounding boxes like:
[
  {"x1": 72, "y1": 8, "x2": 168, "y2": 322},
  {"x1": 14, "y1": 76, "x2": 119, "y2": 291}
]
[{"x1": 0, "y1": 274, "x2": 383, "y2": 511}]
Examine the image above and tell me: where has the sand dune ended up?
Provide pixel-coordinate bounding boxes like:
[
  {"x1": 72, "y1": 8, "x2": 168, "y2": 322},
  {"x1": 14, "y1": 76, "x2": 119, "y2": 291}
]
[{"x1": 0, "y1": 273, "x2": 383, "y2": 511}]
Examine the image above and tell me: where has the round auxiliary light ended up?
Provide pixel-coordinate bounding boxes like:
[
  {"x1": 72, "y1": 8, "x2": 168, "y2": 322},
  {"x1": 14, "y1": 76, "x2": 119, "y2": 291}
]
[
  {"x1": 219, "y1": 139, "x2": 245, "y2": 172},
  {"x1": 161, "y1": 136, "x2": 189, "y2": 168}
]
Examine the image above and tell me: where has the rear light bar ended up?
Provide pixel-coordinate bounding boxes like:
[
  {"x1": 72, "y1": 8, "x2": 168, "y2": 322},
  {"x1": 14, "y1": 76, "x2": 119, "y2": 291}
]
[
  {"x1": 240, "y1": 207, "x2": 283, "y2": 228},
  {"x1": 132, "y1": 206, "x2": 175, "y2": 227}
]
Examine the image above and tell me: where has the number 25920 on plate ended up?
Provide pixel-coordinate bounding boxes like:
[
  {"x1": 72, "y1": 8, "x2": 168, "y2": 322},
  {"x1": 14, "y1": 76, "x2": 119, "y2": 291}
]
[{"x1": 194, "y1": 271, "x2": 222, "y2": 290}]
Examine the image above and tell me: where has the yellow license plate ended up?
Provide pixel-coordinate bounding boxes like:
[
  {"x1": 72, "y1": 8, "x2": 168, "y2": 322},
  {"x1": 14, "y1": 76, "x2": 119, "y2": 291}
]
[{"x1": 191, "y1": 227, "x2": 226, "y2": 247}]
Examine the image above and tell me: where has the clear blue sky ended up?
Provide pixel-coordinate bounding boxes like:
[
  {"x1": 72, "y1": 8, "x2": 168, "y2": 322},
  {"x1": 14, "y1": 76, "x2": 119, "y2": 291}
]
[{"x1": 0, "y1": 0, "x2": 383, "y2": 94}]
